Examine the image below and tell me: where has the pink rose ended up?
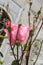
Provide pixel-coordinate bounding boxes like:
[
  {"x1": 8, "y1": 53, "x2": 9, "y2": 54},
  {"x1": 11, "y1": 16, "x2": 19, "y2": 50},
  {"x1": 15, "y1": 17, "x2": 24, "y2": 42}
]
[
  {"x1": 4, "y1": 21, "x2": 33, "y2": 45},
  {"x1": 5, "y1": 20, "x2": 11, "y2": 28},
  {"x1": 4, "y1": 24, "x2": 18, "y2": 45},
  {"x1": 18, "y1": 25, "x2": 33, "y2": 42},
  {"x1": 11, "y1": 24, "x2": 18, "y2": 42}
]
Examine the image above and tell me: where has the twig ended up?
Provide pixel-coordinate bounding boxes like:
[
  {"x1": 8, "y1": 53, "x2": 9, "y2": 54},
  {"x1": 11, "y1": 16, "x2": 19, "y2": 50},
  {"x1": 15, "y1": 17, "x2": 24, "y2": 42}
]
[
  {"x1": 26, "y1": 31, "x2": 32, "y2": 65},
  {"x1": 17, "y1": 44, "x2": 19, "y2": 60},
  {"x1": 19, "y1": 36, "x2": 30, "y2": 64},
  {"x1": 32, "y1": 21, "x2": 42, "y2": 44},
  {"x1": 34, "y1": 18, "x2": 41, "y2": 30},
  {"x1": 10, "y1": 45, "x2": 16, "y2": 60},
  {"x1": 26, "y1": 2, "x2": 32, "y2": 65}
]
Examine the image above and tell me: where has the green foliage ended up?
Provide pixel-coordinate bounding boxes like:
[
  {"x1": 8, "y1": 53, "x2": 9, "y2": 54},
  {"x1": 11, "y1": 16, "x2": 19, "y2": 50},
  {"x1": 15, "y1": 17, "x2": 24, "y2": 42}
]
[
  {"x1": 7, "y1": 27, "x2": 11, "y2": 32},
  {"x1": 0, "y1": 52, "x2": 3, "y2": 57},
  {"x1": 34, "y1": 40, "x2": 41, "y2": 49},
  {"x1": 0, "y1": 60, "x2": 3, "y2": 65},
  {"x1": 23, "y1": 43, "x2": 28, "y2": 51},
  {"x1": 29, "y1": 0, "x2": 32, "y2": 7},
  {"x1": 0, "y1": 35, "x2": 8, "y2": 38},
  {"x1": 37, "y1": 7, "x2": 42, "y2": 16},
  {"x1": 23, "y1": 44, "x2": 27, "y2": 49},
  {"x1": 26, "y1": 46, "x2": 29, "y2": 51},
  {"x1": 11, "y1": 60, "x2": 20, "y2": 65},
  {"x1": 0, "y1": 21, "x2": 5, "y2": 27}
]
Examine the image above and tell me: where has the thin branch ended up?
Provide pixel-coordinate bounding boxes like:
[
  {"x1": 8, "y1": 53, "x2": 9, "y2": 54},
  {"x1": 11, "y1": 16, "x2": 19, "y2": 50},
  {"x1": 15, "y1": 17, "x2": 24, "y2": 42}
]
[
  {"x1": 19, "y1": 36, "x2": 30, "y2": 64},
  {"x1": 34, "y1": 18, "x2": 41, "y2": 30},
  {"x1": 17, "y1": 45, "x2": 19, "y2": 60},
  {"x1": 26, "y1": 2, "x2": 32, "y2": 65},
  {"x1": 10, "y1": 45, "x2": 16, "y2": 60},
  {"x1": 32, "y1": 21, "x2": 42, "y2": 45},
  {"x1": 26, "y1": 31, "x2": 32, "y2": 65}
]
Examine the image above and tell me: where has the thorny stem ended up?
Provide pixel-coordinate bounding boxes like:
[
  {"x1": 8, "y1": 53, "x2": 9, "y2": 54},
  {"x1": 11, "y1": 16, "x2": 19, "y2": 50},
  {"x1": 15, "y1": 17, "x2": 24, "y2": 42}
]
[
  {"x1": 19, "y1": 18, "x2": 42, "y2": 62},
  {"x1": 26, "y1": 2, "x2": 32, "y2": 65},
  {"x1": 17, "y1": 44, "x2": 19, "y2": 60},
  {"x1": 26, "y1": 31, "x2": 32, "y2": 65},
  {"x1": 19, "y1": 36, "x2": 31, "y2": 64},
  {"x1": 19, "y1": 1, "x2": 32, "y2": 65},
  {"x1": 16, "y1": 24, "x2": 21, "y2": 60},
  {"x1": 10, "y1": 45, "x2": 16, "y2": 60},
  {"x1": 9, "y1": 21, "x2": 16, "y2": 60},
  {"x1": 28, "y1": 6, "x2": 31, "y2": 26},
  {"x1": 10, "y1": 24, "x2": 21, "y2": 61}
]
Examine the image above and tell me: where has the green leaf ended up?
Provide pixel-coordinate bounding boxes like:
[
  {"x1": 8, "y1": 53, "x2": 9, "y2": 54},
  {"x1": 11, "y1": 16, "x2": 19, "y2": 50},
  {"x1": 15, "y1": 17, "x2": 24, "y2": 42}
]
[
  {"x1": 37, "y1": 7, "x2": 42, "y2": 16},
  {"x1": 0, "y1": 60, "x2": 3, "y2": 64},
  {"x1": 30, "y1": 1, "x2": 32, "y2": 7},
  {"x1": 0, "y1": 21, "x2": 5, "y2": 26},
  {"x1": 0, "y1": 35, "x2": 8, "y2": 38},
  {"x1": 0, "y1": 52, "x2": 3, "y2": 57},
  {"x1": 23, "y1": 44, "x2": 27, "y2": 48},
  {"x1": 11, "y1": 60, "x2": 20, "y2": 65},
  {"x1": 26, "y1": 46, "x2": 29, "y2": 51}
]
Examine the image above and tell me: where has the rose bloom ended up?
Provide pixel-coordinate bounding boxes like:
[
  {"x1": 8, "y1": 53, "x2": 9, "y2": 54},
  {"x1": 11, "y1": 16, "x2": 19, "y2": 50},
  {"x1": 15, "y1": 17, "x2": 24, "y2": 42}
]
[
  {"x1": 18, "y1": 25, "x2": 33, "y2": 43},
  {"x1": 4, "y1": 20, "x2": 33, "y2": 45},
  {"x1": 5, "y1": 20, "x2": 11, "y2": 28},
  {"x1": 4, "y1": 23, "x2": 18, "y2": 45}
]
